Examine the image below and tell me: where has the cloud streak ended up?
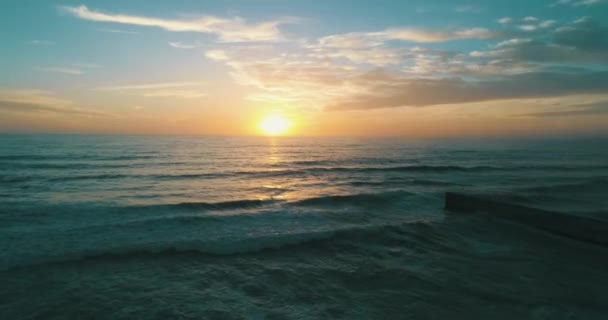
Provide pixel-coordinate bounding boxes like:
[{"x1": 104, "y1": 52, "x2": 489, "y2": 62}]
[
  {"x1": 26, "y1": 40, "x2": 55, "y2": 46},
  {"x1": 519, "y1": 101, "x2": 608, "y2": 117},
  {"x1": 0, "y1": 89, "x2": 110, "y2": 117},
  {"x1": 168, "y1": 41, "x2": 203, "y2": 49},
  {"x1": 36, "y1": 67, "x2": 84, "y2": 75},
  {"x1": 551, "y1": 0, "x2": 606, "y2": 7},
  {"x1": 97, "y1": 28, "x2": 139, "y2": 34},
  {"x1": 326, "y1": 71, "x2": 608, "y2": 110},
  {"x1": 96, "y1": 82, "x2": 206, "y2": 99},
  {"x1": 62, "y1": 5, "x2": 293, "y2": 42},
  {"x1": 314, "y1": 27, "x2": 500, "y2": 49}
]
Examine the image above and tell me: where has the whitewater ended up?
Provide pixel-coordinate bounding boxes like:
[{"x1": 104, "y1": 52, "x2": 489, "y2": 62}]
[{"x1": 1, "y1": 135, "x2": 607, "y2": 319}]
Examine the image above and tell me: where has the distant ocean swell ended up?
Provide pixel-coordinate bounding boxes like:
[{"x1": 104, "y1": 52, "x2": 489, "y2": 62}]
[
  {"x1": 0, "y1": 154, "x2": 161, "y2": 161},
  {"x1": 3, "y1": 164, "x2": 608, "y2": 184}
]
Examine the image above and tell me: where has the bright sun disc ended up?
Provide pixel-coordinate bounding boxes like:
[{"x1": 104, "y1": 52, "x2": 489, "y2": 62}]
[{"x1": 259, "y1": 114, "x2": 291, "y2": 136}]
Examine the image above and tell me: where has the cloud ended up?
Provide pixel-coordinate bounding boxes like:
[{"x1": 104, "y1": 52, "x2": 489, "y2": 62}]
[
  {"x1": 519, "y1": 25, "x2": 537, "y2": 31},
  {"x1": 519, "y1": 101, "x2": 608, "y2": 117},
  {"x1": 310, "y1": 27, "x2": 501, "y2": 57},
  {"x1": 469, "y1": 18, "x2": 608, "y2": 64},
  {"x1": 310, "y1": 47, "x2": 410, "y2": 66},
  {"x1": 140, "y1": 90, "x2": 207, "y2": 98},
  {"x1": 513, "y1": 17, "x2": 558, "y2": 32},
  {"x1": 71, "y1": 63, "x2": 103, "y2": 68},
  {"x1": 26, "y1": 40, "x2": 55, "y2": 46},
  {"x1": 61, "y1": 5, "x2": 293, "y2": 42},
  {"x1": 200, "y1": 15, "x2": 607, "y2": 113},
  {"x1": 97, "y1": 28, "x2": 139, "y2": 34},
  {"x1": 498, "y1": 17, "x2": 513, "y2": 24},
  {"x1": 551, "y1": 0, "x2": 606, "y2": 7},
  {"x1": 96, "y1": 82, "x2": 206, "y2": 99},
  {"x1": 326, "y1": 70, "x2": 608, "y2": 110},
  {"x1": 36, "y1": 67, "x2": 84, "y2": 75},
  {"x1": 0, "y1": 89, "x2": 109, "y2": 117},
  {"x1": 204, "y1": 43, "x2": 608, "y2": 111},
  {"x1": 539, "y1": 20, "x2": 557, "y2": 28},
  {"x1": 553, "y1": 17, "x2": 608, "y2": 54},
  {"x1": 383, "y1": 27, "x2": 498, "y2": 43},
  {"x1": 168, "y1": 41, "x2": 202, "y2": 49},
  {"x1": 205, "y1": 50, "x2": 230, "y2": 61},
  {"x1": 96, "y1": 82, "x2": 202, "y2": 91},
  {"x1": 454, "y1": 5, "x2": 485, "y2": 13}
]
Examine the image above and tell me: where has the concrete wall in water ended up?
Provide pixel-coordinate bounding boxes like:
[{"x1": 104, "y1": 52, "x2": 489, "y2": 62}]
[{"x1": 444, "y1": 192, "x2": 608, "y2": 246}]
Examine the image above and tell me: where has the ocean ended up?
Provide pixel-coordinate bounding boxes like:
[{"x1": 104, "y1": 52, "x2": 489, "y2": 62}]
[{"x1": 1, "y1": 134, "x2": 607, "y2": 319}]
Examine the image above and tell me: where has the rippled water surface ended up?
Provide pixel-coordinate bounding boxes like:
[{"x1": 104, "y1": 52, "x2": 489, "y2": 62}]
[{"x1": 1, "y1": 135, "x2": 608, "y2": 319}]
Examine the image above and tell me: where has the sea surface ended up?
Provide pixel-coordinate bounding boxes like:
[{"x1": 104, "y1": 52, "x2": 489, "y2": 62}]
[{"x1": 1, "y1": 134, "x2": 608, "y2": 319}]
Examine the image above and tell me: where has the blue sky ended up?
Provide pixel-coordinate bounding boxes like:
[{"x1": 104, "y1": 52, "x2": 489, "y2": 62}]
[{"x1": 1, "y1": 0, "x2": 607, "y2": 136}]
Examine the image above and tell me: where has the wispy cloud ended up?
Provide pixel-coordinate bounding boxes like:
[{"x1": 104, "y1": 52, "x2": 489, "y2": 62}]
[
  {"x1": 324, "y1": 71, "x2": 608, "y2": 110},
  {"x1": 0, "y1": 89, "x2": 110, "y2": 117},
  {"x1": 519, "y1": 101, "x2": 608, "y2": 117},
  {"x1": 36, "y1": 67, "x2": 84, "y2": 75},
  {"x1": 498, "y1": 17, "x2": 513, "y2": 24},
  {"x1": 26, "y1": 40, "x2": 55, "y2": 46},
  {"x1": 383, "y1": 27, "x2": 497, "y2": 42},
  {"x1": 96, "y1": 82, "x2": 206, "y2": 99},
  {"x1": 96, "y1": 82, "x2": 203, "y2": 91},
  {"x1": 513, "y1": 17, "x2": 557, "y2": 32},
  {"x1": 61, "y1": 5, "x2": 295, "y2": 42},
  {"x1": 471, "y1": 18, "x2": 608, "y2": 64},
  {"x1": 168, "y1": 41, "x2": 203, "y2": 49},
  {"x1": 551, "y1": 0, "x2": 606, "y2": 7},
  {"x1": 454, "y1": 5, "x2": 485, "y2": 13},
  {"x1": 312, "y1": 27, "x2": 500, "y2": 52},
  {"x1": 71, "y1": 63, "x2": 103, "y2": 68},
  {"x1": 97, "y1": 28, "x2": 139, "y2": 34},
  {"x1": 205, "y1": 50, "x2": 229, "y2": 61}
]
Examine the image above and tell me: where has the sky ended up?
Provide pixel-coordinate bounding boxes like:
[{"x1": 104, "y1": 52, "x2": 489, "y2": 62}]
[{"x1": 1, "y1": 0, "x2": 607, "y2": 137}]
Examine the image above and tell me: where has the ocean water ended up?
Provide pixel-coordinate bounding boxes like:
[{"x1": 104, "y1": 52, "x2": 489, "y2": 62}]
[{"x1": 1, "y1": 134, "x2": 608, "y2": 319}]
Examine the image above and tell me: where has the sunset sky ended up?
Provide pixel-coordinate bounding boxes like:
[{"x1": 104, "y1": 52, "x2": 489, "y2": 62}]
[{"x1": 1, "y1": 0, "x2": 607, "y2": 137}]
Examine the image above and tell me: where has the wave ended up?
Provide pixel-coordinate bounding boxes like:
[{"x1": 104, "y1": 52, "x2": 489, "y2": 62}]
[
  {"x1": 521, "y1": 179, "x2": 608, "y2": 194},
  {"x1": 0, "y1": 154, "x2": 159, "y2": 161},
  {"x1": 0, "y1": 175, "x2": 33, "y2": 183},
  {"x1": 5, "y1": 163, "x2": 607, "y2": 184},
  {"x1": 130, "y1": 192, "x2": 407, "y2": 213},
  {"x1": 0, "y1": 162, "x2": 135, "y2": 170},
  {"x1": 152, "y1": 173, "x2": 229, "y2": 180},
  {"x1": 290, "y1": 160, "x2": 333, "y2": 166},
  {"x1": 47, "y1": 173, "x2": 132, "y2": 182},
  {"x1": 45, "y1": 172, "x2": 229, "y2": 182},
  {"x1": 290, "y1": 190, "x2": 412, "y2": 207},
  {"x1": 172, "y1": 199, "x2": 278, "y2": 210},
  {"x1": 1, "y1": 220, "x2": 430, "y2": 272},
  {"x1": 347, "y1": 179, "x2": 461, "y2": 187},
  {"x1": 235, "y1": 164, "x2": 608, "y2": 179}
]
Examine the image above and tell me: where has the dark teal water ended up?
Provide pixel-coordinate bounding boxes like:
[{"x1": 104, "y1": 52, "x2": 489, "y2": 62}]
[{"x1": 1, "y1": 135, "x2": 608, "y2": 319}]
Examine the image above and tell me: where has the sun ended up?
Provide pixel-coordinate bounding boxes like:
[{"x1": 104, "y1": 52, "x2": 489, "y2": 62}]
[{"x1": 259, "y1": 114, "x2": 291, "y2": 136}]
